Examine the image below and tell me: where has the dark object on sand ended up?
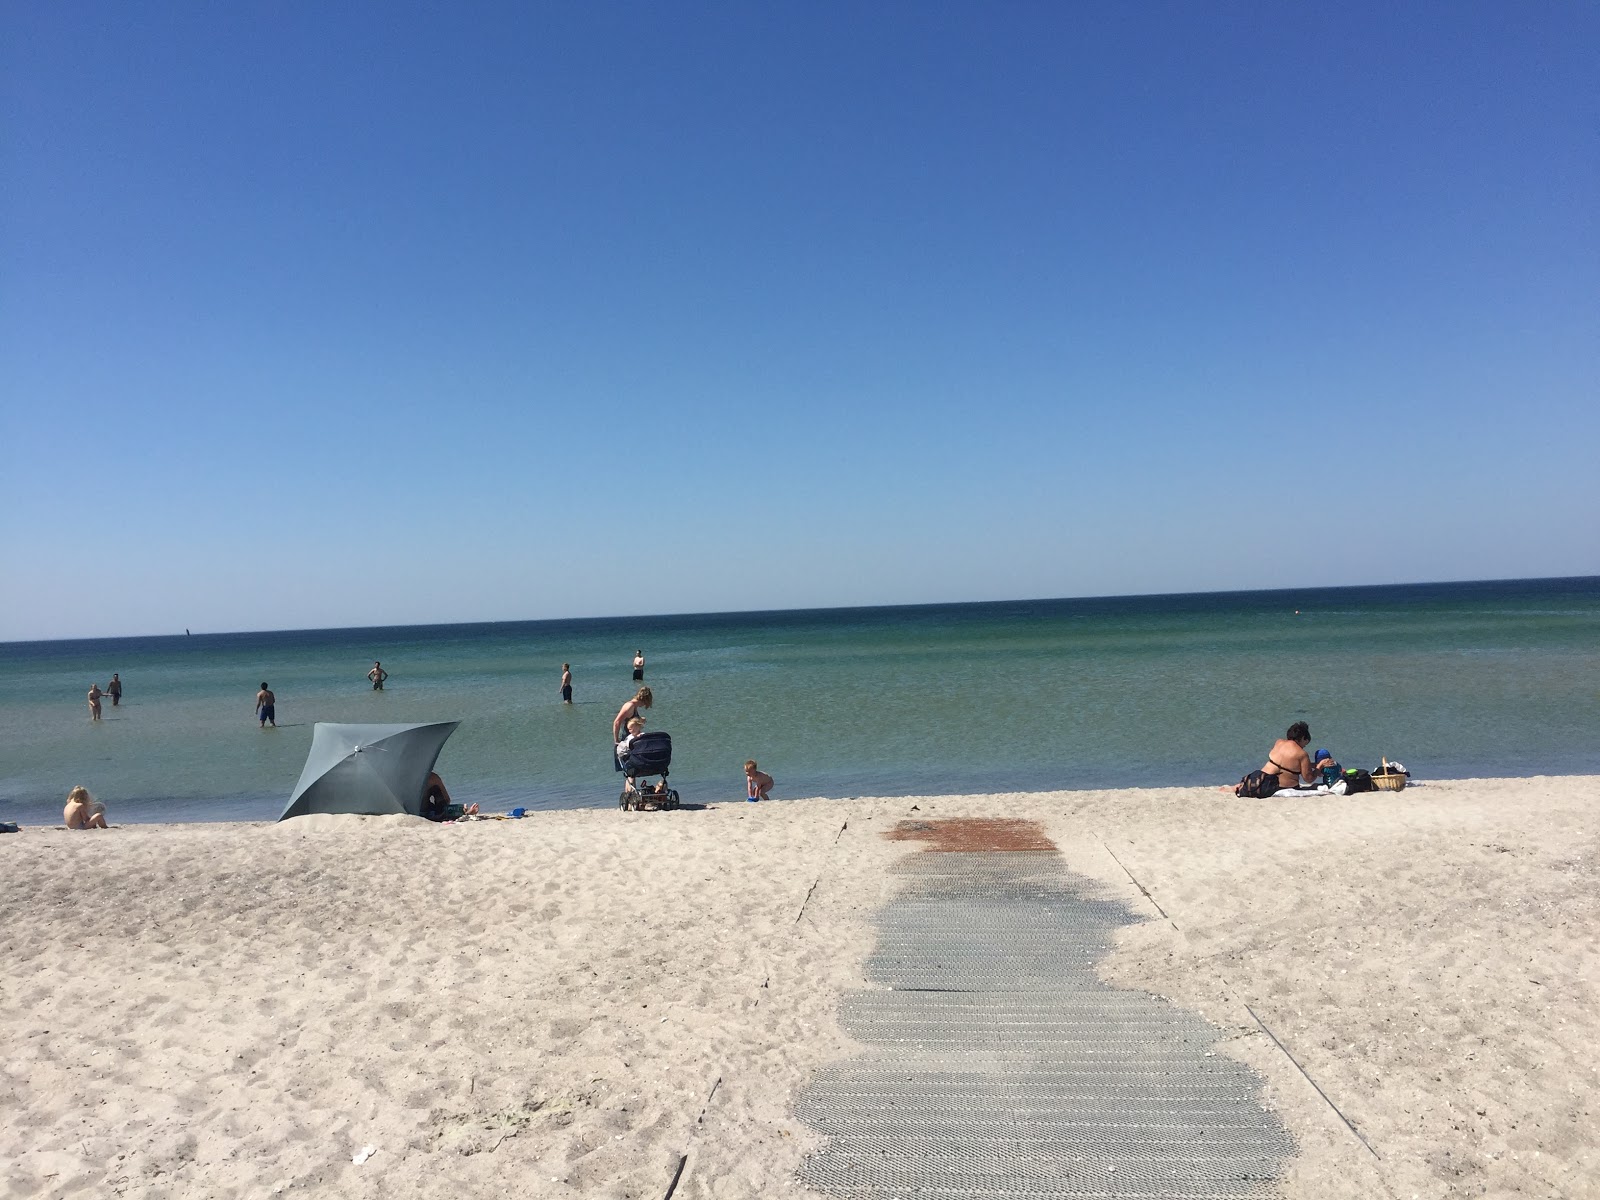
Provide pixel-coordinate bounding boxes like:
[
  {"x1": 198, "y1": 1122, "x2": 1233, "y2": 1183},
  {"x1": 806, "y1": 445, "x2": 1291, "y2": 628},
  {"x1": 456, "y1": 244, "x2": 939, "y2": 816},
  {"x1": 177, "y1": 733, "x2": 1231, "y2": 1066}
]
[
  {"x1": 1235, "y1": 769, "x2": 1280, "y2": 799},
  {"x1": 1342, "y1": 767, "x2": 1375, "y2": 794},
  {"x1": 280, "y1": 721, "x2": 459, "y2": 820}
]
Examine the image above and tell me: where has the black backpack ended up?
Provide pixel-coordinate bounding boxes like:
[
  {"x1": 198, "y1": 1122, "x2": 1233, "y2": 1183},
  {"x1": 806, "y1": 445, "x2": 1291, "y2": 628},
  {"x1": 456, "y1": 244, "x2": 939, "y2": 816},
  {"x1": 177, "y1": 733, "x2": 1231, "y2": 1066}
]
[
  {"x1": 1343, "y1": 768, "x2": 1374, "y2": 794},
  {"x1": 1235, "y1": 770, "x2": 1281, "y2": 799}
]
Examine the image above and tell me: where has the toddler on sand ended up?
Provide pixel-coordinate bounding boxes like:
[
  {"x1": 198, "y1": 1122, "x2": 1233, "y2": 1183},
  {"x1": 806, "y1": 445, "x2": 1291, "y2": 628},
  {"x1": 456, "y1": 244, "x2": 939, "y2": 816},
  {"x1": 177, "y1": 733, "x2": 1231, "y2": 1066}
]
[{"x1": 744, "y1": 760, "x2": 773, "y2": 803}]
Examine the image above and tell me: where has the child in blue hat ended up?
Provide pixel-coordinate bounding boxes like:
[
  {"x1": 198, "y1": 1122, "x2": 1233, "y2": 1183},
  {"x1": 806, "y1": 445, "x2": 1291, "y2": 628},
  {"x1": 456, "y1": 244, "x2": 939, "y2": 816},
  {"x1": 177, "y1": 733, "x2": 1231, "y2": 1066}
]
[{"x1": 1313, "y1": 749, "x2": 1341, "y2": 787}]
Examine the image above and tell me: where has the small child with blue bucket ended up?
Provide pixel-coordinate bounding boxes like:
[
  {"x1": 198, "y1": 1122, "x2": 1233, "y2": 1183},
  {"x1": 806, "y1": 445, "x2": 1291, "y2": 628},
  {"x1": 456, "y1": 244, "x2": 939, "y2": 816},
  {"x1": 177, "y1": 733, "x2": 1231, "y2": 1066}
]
[{"x1": 744, "y1": 760, "x2": 773, "y2": 803}]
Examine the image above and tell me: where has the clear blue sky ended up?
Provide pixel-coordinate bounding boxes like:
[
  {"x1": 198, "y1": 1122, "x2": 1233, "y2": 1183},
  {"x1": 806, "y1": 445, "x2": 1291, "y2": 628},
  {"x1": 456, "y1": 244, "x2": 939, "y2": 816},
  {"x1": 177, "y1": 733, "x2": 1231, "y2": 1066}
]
[{"x1": 4, "y1": 2, "x2": 1596, "y2": 640}]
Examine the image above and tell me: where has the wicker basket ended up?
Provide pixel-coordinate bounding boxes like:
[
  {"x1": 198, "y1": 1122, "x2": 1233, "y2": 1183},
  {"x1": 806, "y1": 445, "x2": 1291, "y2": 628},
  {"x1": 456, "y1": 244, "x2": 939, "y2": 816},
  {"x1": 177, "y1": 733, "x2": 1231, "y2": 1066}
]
[{"x1": 1372, "y1": 756, "x2": 1408, "y2": 792}]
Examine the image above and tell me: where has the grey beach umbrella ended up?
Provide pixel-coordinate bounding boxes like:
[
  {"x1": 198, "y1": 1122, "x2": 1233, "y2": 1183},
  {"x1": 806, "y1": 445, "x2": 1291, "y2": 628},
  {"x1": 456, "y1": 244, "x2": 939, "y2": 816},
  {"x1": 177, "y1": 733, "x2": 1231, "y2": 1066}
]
[{"x1": 279, "y1": 721, "x2": 460, "y2": 820}]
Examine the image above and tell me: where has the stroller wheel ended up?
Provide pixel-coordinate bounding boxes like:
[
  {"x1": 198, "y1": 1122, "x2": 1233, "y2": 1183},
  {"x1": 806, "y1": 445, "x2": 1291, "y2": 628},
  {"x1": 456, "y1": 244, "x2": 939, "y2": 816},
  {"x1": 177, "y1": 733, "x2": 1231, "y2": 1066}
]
[
  {"x1": 619, "y1": 789, "x2": 632, "y2": 811},
  {"x1": 666, "y1": 789, "x2": 680, "y2": 810}
]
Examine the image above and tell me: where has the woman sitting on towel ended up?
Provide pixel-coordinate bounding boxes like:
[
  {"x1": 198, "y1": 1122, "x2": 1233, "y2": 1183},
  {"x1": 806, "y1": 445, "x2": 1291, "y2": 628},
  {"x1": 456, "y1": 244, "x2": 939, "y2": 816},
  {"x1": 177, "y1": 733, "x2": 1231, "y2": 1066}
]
[{"x1": 1261, "y1": 722, "x2": 1318, "y2": 791}]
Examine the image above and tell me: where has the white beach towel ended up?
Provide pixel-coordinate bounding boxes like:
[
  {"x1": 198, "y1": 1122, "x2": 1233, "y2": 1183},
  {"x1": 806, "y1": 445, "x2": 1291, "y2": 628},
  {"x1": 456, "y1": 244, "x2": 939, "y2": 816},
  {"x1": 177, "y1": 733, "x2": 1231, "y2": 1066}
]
[{"x1": 1276, "y1": 780, "x2": 1423, "y2": 797}]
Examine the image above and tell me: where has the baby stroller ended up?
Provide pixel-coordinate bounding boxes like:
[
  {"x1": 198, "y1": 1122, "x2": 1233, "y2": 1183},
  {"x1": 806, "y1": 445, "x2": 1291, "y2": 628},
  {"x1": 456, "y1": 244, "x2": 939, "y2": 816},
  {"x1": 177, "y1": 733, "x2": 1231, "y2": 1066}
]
[{"x1": 618, "y1": 730, "x2": 680, "y2": 811}]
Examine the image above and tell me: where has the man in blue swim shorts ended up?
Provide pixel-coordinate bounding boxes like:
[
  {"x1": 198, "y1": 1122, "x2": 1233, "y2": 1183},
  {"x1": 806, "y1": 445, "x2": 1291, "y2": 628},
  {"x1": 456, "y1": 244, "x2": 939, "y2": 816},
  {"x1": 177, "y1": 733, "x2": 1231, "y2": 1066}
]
[{"x1": 255, "y1": 681, "x2": 276, "y2": 728}]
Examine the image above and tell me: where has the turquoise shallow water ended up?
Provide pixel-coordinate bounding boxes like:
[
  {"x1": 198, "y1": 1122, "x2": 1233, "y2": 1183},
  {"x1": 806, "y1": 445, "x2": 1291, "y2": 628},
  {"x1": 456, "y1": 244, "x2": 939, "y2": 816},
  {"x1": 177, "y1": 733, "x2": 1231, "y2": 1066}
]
[{"x1": 2, "y1": 577, "x2": 1598, "y2": 824}]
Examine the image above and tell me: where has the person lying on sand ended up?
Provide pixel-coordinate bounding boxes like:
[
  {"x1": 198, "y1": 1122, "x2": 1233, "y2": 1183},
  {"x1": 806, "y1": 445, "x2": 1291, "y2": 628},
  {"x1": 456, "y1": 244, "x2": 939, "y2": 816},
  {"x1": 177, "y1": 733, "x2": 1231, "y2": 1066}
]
[{"x1": 64, "y1": 786, "x2": 109, "y2": 829}]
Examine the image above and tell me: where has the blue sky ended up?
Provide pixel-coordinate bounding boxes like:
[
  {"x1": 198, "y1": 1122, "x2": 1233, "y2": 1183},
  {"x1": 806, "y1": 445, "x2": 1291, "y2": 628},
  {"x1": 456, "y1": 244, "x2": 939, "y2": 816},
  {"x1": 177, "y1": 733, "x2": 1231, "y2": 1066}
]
[{"x1": 3, "y1": 2, "x2": 1596, "y2": 640}]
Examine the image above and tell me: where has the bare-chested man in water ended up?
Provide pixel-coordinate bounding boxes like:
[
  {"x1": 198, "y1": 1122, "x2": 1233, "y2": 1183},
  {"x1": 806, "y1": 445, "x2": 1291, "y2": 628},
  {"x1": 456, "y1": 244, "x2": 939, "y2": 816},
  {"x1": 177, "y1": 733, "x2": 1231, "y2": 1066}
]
[
  {"x1": 256, "y1": 682, "x2": 276, "y2": 728},
  {"x1": 1260, "y1": 721, "x2": 1317, "y2": 790}
]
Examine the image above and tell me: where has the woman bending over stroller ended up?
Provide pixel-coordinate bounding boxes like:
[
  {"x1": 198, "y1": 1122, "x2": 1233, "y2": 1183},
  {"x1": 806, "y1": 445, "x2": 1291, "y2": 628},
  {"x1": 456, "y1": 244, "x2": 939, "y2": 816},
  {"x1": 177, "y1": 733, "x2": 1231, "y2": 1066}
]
[{"x1": 612, "y1": 687, "x2": 653, "y2": 770}]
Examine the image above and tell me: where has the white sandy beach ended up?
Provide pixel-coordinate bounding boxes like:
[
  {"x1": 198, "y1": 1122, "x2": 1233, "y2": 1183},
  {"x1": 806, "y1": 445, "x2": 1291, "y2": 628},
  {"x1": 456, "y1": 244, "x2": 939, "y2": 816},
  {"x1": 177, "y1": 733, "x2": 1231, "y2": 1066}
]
[{"x1": 2, "y1": 777, "x2": 1596, "y2": 1199}]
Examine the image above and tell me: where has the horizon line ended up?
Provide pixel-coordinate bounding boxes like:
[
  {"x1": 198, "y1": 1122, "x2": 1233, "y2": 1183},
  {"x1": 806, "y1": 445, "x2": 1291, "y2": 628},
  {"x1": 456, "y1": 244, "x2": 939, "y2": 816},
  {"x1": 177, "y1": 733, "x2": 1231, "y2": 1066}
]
[{"x1": 5, "y1": 572, "x2": 1597, "y2": 648}]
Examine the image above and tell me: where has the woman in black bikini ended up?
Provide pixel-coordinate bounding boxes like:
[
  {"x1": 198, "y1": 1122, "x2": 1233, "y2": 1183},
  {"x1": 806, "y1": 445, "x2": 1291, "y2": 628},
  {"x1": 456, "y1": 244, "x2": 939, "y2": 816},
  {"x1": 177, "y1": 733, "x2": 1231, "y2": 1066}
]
[
  {"x1": 1261, "y1": 721, "x2": 1317, "y2": 790},
  {"x1": 611, "y1": 687, "x2": 653, "y2": 771}
]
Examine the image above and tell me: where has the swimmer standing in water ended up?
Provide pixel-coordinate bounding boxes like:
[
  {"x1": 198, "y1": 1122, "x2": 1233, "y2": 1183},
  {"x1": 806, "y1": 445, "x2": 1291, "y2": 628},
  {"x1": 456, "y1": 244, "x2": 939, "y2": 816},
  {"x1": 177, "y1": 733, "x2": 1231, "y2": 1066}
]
[{"x1": 255, "y1": 682, "x2": 276, "y2": 728}]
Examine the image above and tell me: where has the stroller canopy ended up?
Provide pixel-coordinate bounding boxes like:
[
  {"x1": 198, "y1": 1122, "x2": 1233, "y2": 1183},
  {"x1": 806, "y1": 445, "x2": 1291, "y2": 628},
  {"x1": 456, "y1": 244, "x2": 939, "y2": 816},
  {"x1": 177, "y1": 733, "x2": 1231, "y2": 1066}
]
[{"x1": 623, "y1": 730, "x2": 672, "y2": 774}]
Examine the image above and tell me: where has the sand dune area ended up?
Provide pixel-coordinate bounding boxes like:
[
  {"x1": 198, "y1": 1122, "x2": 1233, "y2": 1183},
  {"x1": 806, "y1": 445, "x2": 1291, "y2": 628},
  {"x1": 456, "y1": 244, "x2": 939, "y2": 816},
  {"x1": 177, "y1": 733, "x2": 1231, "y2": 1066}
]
[{"x1": 2, "y1": 777, "x2": 1596, "y2": 1199}]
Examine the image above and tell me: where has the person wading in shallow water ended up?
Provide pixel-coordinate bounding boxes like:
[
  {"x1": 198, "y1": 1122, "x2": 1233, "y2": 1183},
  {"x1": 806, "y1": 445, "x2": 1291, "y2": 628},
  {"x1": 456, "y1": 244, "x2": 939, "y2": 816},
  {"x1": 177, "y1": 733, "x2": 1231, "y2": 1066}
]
[
  {"x1": 632, "y1": 650, "x2": 645, "y2": 681},
  {"x1": 368, "y1": 661, "x2": 388, "y2": 691},
  {"x1": 87, "y1": 683, "x2": 103, "y2": 721},
  {"x1": 560, "y1": 663, "x2": 573, "y2": 705},
  {"x1": 107, "y1": 674, "x2": 123, "y2": 707},
  {"x1": 256, "y1": 682, "x2": 276, "y2": 728}
]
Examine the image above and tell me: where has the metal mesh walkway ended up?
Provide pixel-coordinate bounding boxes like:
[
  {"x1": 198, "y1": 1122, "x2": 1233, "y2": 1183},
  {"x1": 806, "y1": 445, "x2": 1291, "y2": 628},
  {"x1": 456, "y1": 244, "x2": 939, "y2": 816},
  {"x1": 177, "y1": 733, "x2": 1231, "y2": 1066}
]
[{"x1": 795, "y1": 837, "x2": 1292, "y2": 1198}]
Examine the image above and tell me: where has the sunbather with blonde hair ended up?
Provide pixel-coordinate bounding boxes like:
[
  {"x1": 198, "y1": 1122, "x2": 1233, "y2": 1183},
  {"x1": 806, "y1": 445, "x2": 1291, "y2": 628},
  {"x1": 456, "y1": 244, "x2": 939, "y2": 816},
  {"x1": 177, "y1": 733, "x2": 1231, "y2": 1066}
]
[{"x1": 64, "y1": 786, "x2": 108, "y2": 829}]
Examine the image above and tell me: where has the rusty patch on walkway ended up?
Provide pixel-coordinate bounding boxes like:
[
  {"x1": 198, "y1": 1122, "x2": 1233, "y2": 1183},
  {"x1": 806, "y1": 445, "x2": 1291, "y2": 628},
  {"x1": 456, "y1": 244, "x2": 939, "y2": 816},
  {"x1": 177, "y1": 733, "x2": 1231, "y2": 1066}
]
[{"x1": 885, "y1": 817, "x2": 1057, "y2": 852}]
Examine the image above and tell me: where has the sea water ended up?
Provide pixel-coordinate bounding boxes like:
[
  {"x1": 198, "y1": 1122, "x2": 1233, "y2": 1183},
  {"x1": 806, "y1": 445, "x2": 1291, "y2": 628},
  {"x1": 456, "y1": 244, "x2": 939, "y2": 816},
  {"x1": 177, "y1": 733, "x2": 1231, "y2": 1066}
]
[{"x1": 2, "y1": 577, "x2": 1597, "y2": 824}]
